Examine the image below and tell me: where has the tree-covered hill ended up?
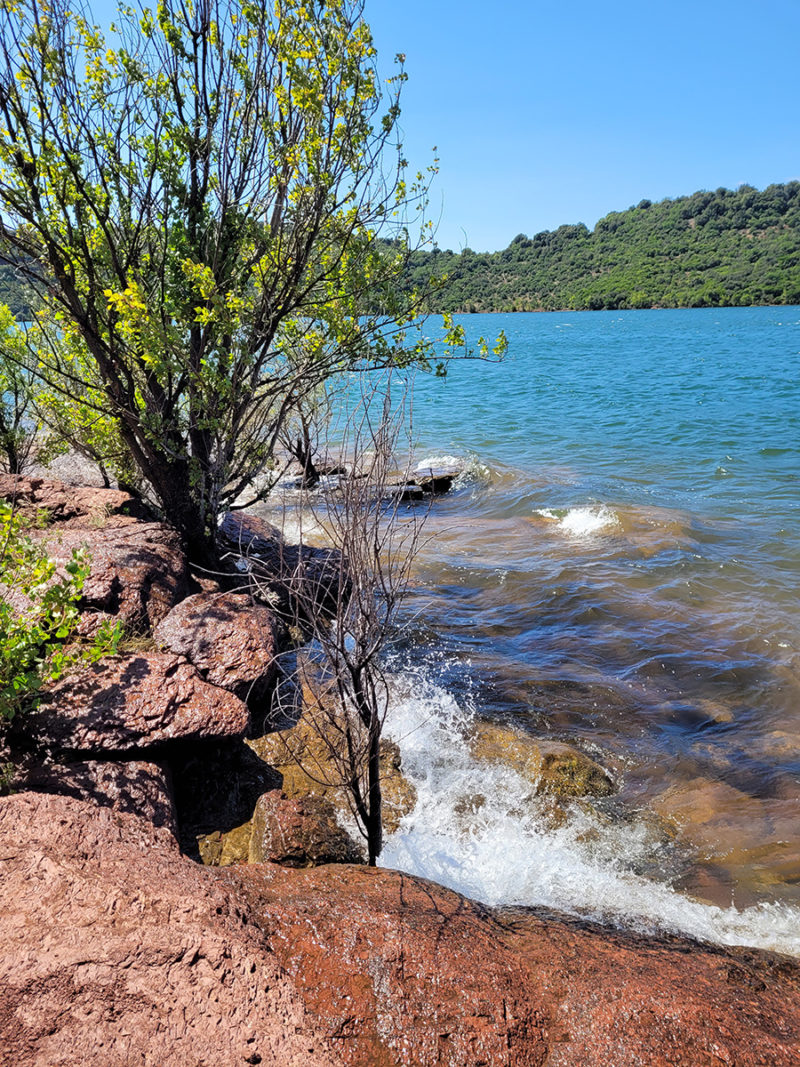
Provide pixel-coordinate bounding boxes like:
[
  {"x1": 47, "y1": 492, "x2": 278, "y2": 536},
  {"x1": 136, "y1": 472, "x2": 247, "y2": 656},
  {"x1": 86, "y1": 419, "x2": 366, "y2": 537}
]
[{"x1": 406, "y1": 183, "x2": 800, "y2": 311}]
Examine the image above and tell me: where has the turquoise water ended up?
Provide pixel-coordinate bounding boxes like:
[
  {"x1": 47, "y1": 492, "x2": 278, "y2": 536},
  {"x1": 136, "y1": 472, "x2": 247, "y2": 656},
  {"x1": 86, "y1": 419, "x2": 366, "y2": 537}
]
[
  {"x1": 412, "y1": 307, "x2": 799, "y2": 518},
  {"x1": 403, "y1": 307, "x2": 799, "y2": 731}
]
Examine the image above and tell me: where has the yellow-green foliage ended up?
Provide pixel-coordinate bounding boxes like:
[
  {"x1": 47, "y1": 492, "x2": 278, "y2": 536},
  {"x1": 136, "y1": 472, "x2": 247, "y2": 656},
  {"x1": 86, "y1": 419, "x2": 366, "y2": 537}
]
[{"x1": 0, "y1": 0, "x2": 500, "y2": 550}]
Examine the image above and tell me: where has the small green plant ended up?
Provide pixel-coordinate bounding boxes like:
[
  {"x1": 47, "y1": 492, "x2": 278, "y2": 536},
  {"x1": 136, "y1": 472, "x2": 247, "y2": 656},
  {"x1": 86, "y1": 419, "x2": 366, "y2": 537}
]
[{"x1": 0, "y1": 500, "x2": 120, "y2": 724}]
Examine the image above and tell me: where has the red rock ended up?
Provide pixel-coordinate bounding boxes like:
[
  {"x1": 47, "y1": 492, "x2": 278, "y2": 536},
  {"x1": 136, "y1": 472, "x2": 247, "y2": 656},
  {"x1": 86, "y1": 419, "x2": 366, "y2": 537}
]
[
  {"x1": 154, "y1": 591, "x2": 279, "y2": 705},
  {"x1": 1, "y1": 791, "x2": 798, "y2": 1067},
  {"x1": 249, "y1": 790, "x2": 364, "y2": 866},
  {"x1": 0, "y1": 473, "x2": 138, "y2": 524},
  {"x1": 220, "y1": 510, "x2": 349, "y2": 619},
  {"x1": 28, "y1": 652, "x2": 250, "y2": 752},
  {"x1": 35, "y1": 521, "x2": 189, "y2": 631},
  {"x1": 0, "y1": 475, "x2": 187, "y2": 633},
  {"x1": 0, "y1": 792, "x2": 340, "y2": 1066},
  {"x1": 16, "y1": 759, "x2": 177, "y2": 841},
  {"x1": 219, "y1": 510, "x2": 286, "y2": 558},
  {"x1": 228, "y1": 864, "x2": 800, "y2": 1067}
]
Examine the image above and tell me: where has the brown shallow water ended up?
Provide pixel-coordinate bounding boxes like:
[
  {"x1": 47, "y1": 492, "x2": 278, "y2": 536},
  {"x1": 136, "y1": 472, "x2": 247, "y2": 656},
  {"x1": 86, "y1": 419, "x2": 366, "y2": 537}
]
[{"x1": 395, "y1": 469, "x2": 800, "y2": 912}]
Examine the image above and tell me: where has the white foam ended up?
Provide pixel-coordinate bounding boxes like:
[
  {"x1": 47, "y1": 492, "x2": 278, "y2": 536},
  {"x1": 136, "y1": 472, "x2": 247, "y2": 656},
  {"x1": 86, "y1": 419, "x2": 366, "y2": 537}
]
[
  {"x1": 413, "y1": 453, "x2": 492, "y2": 493},
  {"x1": 271, "y1": 510, "x2": 327, "y2": 547},
  {"x1": 414, "y1": 454, "x2": 463, "y2": 472},
  {"x1": 535, "y1": 505, "x2": 620, "y2": 538},
  {"x1": 380, "y1": 668, "x2": 800, "y2": 957}
]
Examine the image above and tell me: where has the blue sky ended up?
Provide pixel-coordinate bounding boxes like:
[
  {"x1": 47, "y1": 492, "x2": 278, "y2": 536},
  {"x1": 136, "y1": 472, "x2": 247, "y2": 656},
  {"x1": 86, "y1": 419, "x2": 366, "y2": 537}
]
[
  {"x1": 85, "y1": 0, "x2": 800, "y2": 253},
  {"x1": 367, "y1": 0, "x2": 800, "y2": 251}
]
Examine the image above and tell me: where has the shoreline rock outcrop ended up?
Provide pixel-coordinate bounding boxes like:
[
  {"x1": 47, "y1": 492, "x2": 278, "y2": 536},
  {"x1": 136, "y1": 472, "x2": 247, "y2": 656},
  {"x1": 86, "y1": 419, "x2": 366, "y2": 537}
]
[
  {"x1": 3, "y1": 474, "x2": 800, "y2": 1064},
  {"x1": 2, "y1": 789, "x2": 799, "y2": 1067},
  {"x1": 153, "y1": 590, "x2": 281, "y2": 708},
  {"x1": 27, "y1": 652, "x2": 251, "y2": 752}
]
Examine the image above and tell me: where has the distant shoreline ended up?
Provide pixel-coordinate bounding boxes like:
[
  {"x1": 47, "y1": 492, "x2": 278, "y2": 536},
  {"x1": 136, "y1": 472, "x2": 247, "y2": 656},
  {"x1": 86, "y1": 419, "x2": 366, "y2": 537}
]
[{"x1": 431, "y1": 301, "x2": 800, "y2": 314}]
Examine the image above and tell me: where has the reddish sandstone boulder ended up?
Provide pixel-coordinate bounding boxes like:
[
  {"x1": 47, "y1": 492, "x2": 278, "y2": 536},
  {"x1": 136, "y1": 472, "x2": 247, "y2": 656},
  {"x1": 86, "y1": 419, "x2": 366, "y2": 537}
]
[
  {"x1": 0, "y1": 792, "x2": 340, "y2": 1066},
  {"x1": 219, "y1": 510, "x2": 348, "y2": 619},
  {"x1": 28, "y1": 652, "x2": 250, "y2": 752},
  {"x1": 154, "y1": 591, "x2": 280, "y2": 705},
  {"x1": 249, "y1": 790, "x2": 364, "y2": 866},
  {"x1": 230, "y1": 863, "x2": 800, "y2": 1067},
  {"x1": 35, "y1": 521, "x2": 189, "y2": 632},
  {"x1": 218, "y1": 510, "x2": 286, "y2": 559},
  {"x1": 15, "y1": 759, "x2": 178, "y2": 840},
  {"x1": 0, "y1": 475, "x2": 187, "y2": 631},
  {"x1": 0, "y1": 474, "x2": 139, "y2": 525}
]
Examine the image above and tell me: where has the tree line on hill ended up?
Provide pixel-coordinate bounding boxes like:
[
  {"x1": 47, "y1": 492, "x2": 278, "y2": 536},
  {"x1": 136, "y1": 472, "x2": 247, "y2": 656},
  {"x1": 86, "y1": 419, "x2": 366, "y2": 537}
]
[{"x1": 401, "y1": 182, "x2": 800, "y2": 312}]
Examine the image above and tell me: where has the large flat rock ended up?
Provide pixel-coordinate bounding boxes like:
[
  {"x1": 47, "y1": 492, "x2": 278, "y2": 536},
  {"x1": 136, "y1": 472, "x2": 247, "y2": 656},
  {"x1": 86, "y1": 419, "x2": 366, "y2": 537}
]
[
  {"x1": 2, "y1": 790, "x2": 798, "y2": 1066},
  {"x1": 230, "y1": 863, "x2": 800, "y2": 1067},
  {"x1": 0, "y1": 474, "x2": 139, "y2": 524},
  {"x1": 0, "y1": 792, "x2": 339, "y2": 1066}
]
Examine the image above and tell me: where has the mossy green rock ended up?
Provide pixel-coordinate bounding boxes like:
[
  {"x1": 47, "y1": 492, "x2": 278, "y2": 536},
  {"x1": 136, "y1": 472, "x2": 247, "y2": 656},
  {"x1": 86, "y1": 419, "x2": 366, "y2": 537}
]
[
  {"x1": 248, "y1": 720, "x2": 416, "y2": 834},
  {"x1": 469, "y1": 721, "x2": 615, "y2": 798},
  {"x1": 249, "y1": 790, "x2": 363, "y2": 866},
  {"x1": 197, "y1": 820, "x2": 253, "y2": 866}
]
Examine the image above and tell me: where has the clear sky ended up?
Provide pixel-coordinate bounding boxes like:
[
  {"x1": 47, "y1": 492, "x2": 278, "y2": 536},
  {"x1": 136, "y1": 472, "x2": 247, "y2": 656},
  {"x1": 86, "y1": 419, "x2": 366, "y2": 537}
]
[{"x1": 366, "y1": 0, "x2": 800, "y2": 251}]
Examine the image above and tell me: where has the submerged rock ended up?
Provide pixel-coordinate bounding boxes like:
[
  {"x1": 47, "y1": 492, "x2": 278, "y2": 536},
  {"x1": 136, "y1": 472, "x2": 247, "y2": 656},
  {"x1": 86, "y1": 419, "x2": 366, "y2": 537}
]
[
  {"x1": 469, "y1": 720, "x2": 616, "y2": 798},
  {"x1": 249, "y1": 715, "x2": 416, "y2": 835},
  {"x1": 652, "y1": 778, "x2": 800, "y2": 894}
]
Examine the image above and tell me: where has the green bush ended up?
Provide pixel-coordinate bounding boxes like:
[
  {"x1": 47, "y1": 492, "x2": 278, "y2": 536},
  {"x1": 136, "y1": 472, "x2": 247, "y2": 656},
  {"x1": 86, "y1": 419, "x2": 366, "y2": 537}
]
[{"x1": 0, "y1": 500, "x2": 120, "y2": 724}]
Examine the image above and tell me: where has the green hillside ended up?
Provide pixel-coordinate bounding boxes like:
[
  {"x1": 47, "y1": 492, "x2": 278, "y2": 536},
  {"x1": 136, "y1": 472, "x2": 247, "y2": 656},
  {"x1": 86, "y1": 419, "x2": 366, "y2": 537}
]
[
  {"x1": 0, "y1": 261, "x2": 39, "y2": 320},
  {"x1": 3, "y1": 183, "x2": 799, "y2": 318},
  {"x1": 406, "y1": 182, "x2": 800, "y2": 312}
]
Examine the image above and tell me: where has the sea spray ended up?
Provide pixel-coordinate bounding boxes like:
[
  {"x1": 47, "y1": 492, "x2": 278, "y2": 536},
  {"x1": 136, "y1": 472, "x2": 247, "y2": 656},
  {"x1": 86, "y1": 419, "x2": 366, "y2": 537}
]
[
  {"x1": 380, "y1": 662, "x2": 800, "y2": 957},
  {"x1": 534, "y1": 505, "x2": 621, "y2": 538}
]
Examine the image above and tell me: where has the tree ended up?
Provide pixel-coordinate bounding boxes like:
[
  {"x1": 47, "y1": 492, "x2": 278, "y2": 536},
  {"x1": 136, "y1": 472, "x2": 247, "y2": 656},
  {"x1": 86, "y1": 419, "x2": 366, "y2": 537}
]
[
  {"x1": 254, "y1": 376, "x2": 426, "y2": 865},
  {"x1": 0, "y1": 0, "x2": 446, "y2": 561},
  {"x1": 0, "y1": 305, "x2": 38, "y2": 473}
]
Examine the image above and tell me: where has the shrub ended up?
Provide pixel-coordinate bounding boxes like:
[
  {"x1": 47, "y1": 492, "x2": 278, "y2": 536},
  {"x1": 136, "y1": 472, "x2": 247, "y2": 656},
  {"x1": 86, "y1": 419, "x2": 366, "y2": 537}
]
[{"x1": 0, "y1": 500, "x2": 120, "y2": 725}]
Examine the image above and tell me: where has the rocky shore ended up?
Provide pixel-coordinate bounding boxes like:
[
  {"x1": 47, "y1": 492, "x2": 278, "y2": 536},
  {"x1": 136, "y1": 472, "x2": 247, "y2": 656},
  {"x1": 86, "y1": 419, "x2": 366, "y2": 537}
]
[{"x1": 1, "y1": 474, "x2": 799, "y2": 1066}]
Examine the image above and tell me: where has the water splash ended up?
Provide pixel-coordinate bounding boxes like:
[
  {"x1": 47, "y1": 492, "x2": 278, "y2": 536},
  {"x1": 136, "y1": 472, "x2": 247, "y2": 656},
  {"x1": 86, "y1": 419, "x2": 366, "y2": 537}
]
[
  {"x1": 380, "y1": 665, "x2": 800, "y2": 957},
  {"x1": 534, "y1": 505, "x2": 620, "y2": 538},
  {"x1": 414, "y1": 452, "x2": 493, "y2": 491}
]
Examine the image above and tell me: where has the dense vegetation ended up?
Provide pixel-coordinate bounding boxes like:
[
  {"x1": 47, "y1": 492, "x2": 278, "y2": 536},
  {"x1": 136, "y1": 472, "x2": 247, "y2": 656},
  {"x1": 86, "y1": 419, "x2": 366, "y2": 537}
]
[
  {"x1": 404, "y1": 183, "x2": 800, "y2": 312},
  {"x1": 0, "y1": 0, "x2": 453, "y2": 557}
]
